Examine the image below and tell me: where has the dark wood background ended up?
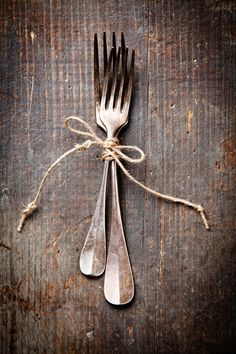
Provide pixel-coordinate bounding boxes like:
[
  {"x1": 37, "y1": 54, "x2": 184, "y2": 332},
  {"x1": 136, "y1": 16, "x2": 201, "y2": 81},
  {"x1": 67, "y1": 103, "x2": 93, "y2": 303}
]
[{"x1": 0, "y1": 0, "x2": 235, "y2": 353}]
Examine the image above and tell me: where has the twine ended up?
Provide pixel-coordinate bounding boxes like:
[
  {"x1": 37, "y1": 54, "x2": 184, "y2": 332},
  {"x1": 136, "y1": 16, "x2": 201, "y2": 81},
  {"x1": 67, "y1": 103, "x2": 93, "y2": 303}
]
[{"x1": 17, "y1": 116, "x2": 209, "y2": 232}]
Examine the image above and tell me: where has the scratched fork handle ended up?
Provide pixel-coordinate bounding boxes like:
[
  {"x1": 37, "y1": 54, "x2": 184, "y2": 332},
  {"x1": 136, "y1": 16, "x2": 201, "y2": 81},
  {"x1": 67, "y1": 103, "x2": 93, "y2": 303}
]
[
  {"x1": 79, "y1": 161, "x2": 109, "y2": 277},
  {"x1": 104, "y1": 160, "x2": 134, "y2": 305}
]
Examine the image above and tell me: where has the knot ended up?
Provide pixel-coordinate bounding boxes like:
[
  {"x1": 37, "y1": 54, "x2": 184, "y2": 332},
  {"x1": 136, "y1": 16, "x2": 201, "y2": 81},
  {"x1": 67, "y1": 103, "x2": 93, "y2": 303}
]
[
  {"x1": 101, "y1": 138, "x2": 118, "y2": 161},
  {"x1": 103, "y1": 138, "x2": 119, "y2": 149},
  {"x1": 23, "y1": 201, "x2": 38, "y2": 215},
  {"x1": 196, "y1": 205, "x2": 204, "y2": 212},
  {"x1": 101, "y1": 138, "x2": 119, "y2": 161},
  {"x1": 75, "y1": 139, "x2": 94, "y2": 151},
  {"x1": 17, "y1": 201, "x2": 38, "y2": 232},
  {"x1": 102, "y1": 138, "x2": 119, "y2": 149}
]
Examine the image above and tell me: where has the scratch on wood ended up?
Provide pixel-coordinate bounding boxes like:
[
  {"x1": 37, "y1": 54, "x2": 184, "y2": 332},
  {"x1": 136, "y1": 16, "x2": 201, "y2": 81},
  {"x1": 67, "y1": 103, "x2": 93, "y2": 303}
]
[
  {"x1": 159, "y1": 237, "x2": 165, "y2": 282},
  {"x1": 1, "y1": 184, "x2": 9, "y2": 205},
  {"x1": 186, "y1": 110, "x2": 193, "y2": 134},
  {"x1": 159, "y1": 211, "x2": 165, "y2": 282},
  {"x1": 46, "y1": 237, "x2": 58, "y2": 250},
  {"x1": 28, "y1": 76, "x2": 34, "y2": 116},
  {"x1": 0, "y1": 243, "x2": 11, "y2": 250},
  {"x1": 30, "y1": 31, "x2": 35, "y2": 43},
  {"x1": 78, "y1": 215, "x2": 93, "y2": 226},
  {"x1": 64, "y1": 275, "x2": 75, "y2": 290}
]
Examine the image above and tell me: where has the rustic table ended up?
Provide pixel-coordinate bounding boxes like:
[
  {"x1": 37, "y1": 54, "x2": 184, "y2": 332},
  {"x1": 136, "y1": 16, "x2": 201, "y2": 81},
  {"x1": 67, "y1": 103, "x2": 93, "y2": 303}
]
[{"x1": 0, "y1": 0, "x2": 235, "y2": 353}]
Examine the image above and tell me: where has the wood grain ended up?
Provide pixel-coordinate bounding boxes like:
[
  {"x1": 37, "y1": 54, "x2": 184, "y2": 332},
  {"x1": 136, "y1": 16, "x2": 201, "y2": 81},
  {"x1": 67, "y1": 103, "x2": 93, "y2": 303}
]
[{"x1": 0, "y1": 0, "x2": 235, "y2": 353}]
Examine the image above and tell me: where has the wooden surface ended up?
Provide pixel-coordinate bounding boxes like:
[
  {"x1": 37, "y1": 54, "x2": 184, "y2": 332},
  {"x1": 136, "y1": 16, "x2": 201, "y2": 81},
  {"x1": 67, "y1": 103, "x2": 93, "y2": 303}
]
[{"x1": 0, "y1": 0, "x2": 235, "y2": 353}]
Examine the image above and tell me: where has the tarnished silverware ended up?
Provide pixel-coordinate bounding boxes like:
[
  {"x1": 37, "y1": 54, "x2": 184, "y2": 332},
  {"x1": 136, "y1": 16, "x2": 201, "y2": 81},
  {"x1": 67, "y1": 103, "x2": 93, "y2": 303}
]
[
  {"x1": 80, "y1": 32, "x2": 135, "y2": 305},
  {"x1": 79, "y1": 33, "x2": 110, "y2": 277}
]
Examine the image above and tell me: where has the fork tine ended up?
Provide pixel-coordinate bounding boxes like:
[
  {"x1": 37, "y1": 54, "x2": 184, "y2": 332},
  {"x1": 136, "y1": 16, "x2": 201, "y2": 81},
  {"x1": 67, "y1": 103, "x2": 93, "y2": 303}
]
[
  {"x1": 117, "y1": 47, "x2": 128, "y2": 109},
  {"x1": 112, "y1": 32, "x2": 116, "y2": 70},
  {"x1": 94, "y1": 33, "x2": 100, "y2": 105},
  {"x1": 121, "y1": 32, "x2": 125, "y2": 65},
  {"x1": 109, "y1": 47, "x2": 121, "y2": 109},
  {"x1": 103, "y1": 32, "x2": 107, "y2": 76},
  {"x1": 112, "y1": 32, "x2": 117, "y2": 52},
  {"x1": 123, "y1": 49, "x2": 135, "y2": 115},
  {"x1": 101, "y1": 48, "x2": 114, "y2": 110}
]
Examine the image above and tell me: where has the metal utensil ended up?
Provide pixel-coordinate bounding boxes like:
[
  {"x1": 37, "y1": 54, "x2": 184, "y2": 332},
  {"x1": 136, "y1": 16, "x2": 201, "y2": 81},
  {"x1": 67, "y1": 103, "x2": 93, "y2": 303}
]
[
  {"x1": 80, "y1": 33, "x2": 135, "y2": 305},
  {"x1": 79, "y1": 33, "x2": 114, "y2": 277}
]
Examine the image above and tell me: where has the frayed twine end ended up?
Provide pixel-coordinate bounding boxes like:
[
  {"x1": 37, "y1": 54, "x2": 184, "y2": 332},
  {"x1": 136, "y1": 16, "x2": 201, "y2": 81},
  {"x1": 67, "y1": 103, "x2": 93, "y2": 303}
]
[
  {"x1": 196, "y1": 205, "x2": 209, "y2": 230},
  {"x1": 17, "y1": 201, "x2": 38, "y2": 232}
]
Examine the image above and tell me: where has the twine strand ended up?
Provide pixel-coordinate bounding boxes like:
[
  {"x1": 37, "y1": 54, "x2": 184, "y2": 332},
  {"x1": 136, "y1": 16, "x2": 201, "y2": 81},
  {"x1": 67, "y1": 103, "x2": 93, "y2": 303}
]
[{"x1": 17, "y1": 116, "x2": 209, "y2": 232}]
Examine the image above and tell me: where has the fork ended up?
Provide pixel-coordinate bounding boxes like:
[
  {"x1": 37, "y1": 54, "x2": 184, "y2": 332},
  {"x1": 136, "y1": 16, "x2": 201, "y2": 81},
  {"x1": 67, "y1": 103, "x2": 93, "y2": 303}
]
[
  {"x1": 79, "y1": 33, "x2": 114, "y2": 277},
  {"x1": 79, "y1": 33, "x2": 135, "y2": 305}
]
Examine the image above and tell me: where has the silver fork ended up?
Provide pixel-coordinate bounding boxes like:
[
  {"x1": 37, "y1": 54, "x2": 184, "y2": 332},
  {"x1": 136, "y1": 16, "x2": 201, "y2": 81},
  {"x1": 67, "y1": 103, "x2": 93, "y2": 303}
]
[{"x1": 80, "y1": 33, "x2": 135, "y2": 305}]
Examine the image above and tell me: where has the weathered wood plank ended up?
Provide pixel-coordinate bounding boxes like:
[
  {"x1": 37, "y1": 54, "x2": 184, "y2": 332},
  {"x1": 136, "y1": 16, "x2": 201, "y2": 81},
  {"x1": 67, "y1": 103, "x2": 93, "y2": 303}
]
[{"x1": 0, "y1": 0, "x2": 235, "y2": 353}]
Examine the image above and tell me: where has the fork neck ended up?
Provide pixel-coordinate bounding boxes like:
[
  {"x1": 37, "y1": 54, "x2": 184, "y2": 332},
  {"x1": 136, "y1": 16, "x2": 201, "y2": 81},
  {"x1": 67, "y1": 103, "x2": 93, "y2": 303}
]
[{"x1": 106, "y1": 129, "x2": 117, "y2": 140}]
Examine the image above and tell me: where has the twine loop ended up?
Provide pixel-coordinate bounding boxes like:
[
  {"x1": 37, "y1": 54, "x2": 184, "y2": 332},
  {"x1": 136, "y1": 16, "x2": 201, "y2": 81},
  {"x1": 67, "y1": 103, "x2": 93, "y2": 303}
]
[
  {"x1": 17, "y1": 116, "x2": 209, "y2": 232},
  {"x1": 65, "y1": 117, "x2": 145, "y2": 163}
]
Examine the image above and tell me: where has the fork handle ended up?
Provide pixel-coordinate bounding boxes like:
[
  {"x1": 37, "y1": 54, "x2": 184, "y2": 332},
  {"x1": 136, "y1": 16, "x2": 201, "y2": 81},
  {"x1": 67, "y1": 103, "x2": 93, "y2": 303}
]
[
  {"x1": 104, "y1": 160, "x2": 134, "y2": 305},
  {"x1": 80, "y1": 161, "x2": 109, "y2": 276}
]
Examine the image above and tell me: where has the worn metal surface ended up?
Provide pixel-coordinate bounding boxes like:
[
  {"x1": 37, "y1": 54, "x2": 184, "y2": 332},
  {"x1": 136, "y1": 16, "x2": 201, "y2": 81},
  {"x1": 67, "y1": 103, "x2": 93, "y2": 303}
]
[
  {"x1": 0, "y1": 0, "x2": 235, "y2": 353},
  {"x1": 80, "y1": 33, "x2": 135, "y2": 305},
  {"x1": 104, "y1": 160, "x2": 135, "y2": 306}
]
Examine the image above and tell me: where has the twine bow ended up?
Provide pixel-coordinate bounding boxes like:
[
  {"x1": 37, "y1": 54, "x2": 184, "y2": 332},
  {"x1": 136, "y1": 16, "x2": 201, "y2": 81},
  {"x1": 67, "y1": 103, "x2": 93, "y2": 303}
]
[{"x1": 17, "y1": 116, "x2": 209, "y2": 232}]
